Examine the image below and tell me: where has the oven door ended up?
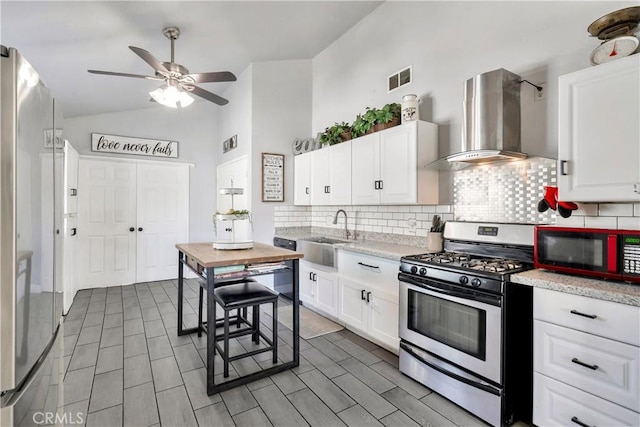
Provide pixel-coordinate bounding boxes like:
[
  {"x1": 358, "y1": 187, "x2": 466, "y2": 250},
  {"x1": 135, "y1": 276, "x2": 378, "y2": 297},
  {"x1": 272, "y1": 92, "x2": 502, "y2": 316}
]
[{"x1": 399, "y1": 274, "x2": 502, "y2": 385}]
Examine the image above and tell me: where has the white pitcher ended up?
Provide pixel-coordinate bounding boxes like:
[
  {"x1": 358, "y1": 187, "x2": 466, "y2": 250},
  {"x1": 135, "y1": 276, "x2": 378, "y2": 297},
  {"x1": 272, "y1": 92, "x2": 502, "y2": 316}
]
[{"x1": 401, "y1": 94, "x2": 420, "y2": 123}]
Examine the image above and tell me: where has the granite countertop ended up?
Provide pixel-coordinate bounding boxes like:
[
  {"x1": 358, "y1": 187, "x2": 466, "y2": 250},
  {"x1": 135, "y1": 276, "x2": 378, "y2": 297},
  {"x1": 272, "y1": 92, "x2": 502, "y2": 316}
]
[
  {"x1": 512, "y1": 269, "x2": 640, "y2": 307},
  {"x1": 274, "y1": 232, "x2": 430, "y2": 261}
]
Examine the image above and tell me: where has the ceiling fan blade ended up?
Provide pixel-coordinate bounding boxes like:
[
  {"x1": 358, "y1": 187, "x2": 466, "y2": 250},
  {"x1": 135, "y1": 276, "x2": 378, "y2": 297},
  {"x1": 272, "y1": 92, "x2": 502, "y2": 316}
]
[
  {"x1": 88, "y1": 70, "x2": 163, "y2": 80},
  {"x1": 184, "y1": 85, "x2": 229, "y2": 106},
  {"x1": 129, "y1": 46, "x2": 168, "y2": 72},
  {"x1": 183, "y1": 71, "x2": 237, "y2": 84}
]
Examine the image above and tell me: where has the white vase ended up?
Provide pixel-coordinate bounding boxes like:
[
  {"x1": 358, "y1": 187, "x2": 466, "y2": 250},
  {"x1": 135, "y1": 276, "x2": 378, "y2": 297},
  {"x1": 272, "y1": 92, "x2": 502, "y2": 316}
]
[{"x1": 401, "y1": 94, "x2": 420, "y2": 123}]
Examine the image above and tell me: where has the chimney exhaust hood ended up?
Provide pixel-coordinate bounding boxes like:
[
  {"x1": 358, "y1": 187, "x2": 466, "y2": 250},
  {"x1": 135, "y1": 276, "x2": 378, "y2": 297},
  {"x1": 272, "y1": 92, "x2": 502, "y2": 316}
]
[{"x1": 445, "y1": 68, "x2": 526, "y2": 166}]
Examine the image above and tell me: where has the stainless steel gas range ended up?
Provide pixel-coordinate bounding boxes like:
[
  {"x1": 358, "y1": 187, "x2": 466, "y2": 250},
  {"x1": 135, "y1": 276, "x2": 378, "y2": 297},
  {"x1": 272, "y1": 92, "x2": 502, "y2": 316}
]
[{"x1": 398, "y1": 222, "x2": 535, "y2": 427}]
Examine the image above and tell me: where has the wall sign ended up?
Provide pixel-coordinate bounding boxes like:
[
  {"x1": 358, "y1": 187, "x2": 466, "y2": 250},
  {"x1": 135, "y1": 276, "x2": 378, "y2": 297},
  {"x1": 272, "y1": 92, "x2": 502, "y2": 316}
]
[
  {"x1": 262, "y1": 153, "x2": 284, "y2": 202},
  {"x1": 91, "y1": 133, "x2": 178, "y2": 158},
  {"x1": 44, "y1": 129, "x2": 64, "y2": 148},
  {"x1": 222, "y1": 134, "x2": 237, "y2": 153}
]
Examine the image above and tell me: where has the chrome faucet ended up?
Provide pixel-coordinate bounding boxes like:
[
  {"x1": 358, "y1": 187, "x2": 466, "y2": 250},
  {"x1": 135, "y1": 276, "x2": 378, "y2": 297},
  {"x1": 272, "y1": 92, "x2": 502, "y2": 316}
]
[{"x1": 333, "y1": 209, "x2": 351, "y2": 240}]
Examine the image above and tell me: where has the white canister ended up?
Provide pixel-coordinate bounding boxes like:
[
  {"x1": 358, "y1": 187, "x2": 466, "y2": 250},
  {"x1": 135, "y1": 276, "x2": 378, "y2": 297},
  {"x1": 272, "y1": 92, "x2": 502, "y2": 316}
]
[{"x1": 401, "y1": 94, "x2": 420, "y2": 123}]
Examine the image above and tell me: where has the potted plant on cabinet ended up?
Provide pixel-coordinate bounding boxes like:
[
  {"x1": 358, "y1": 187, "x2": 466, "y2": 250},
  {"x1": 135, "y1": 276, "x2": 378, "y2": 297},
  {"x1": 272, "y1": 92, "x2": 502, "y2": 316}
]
[
  {"x1": 374, "y1": 103, "x2": 401, "y2": 131},
  {"x1": 319, "y1": 125, "x2": 342, "y2": 146},
  {"x1": 352, "y1": 109, "x2": 377, "y2": 138},
  {"x1": 334, "y1": 121, "x2": 352, "y2": 142}
]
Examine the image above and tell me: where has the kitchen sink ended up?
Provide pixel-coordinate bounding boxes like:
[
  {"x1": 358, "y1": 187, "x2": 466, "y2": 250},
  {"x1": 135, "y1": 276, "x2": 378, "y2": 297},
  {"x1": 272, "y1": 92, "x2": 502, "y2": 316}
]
[
  {"x1": 299, "y1": 236, "x2": 348, "y2": 245},
  {"x1": 297, "y1": 236, "x2": 349, "y2": 268}
]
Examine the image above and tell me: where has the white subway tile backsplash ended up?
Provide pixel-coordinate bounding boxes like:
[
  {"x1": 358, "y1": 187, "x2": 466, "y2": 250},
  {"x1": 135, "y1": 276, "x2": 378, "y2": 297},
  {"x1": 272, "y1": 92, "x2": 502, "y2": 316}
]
[
  {"x1": 598, "y1": 203, "x2": 634, "y2": 217},
  {"x1": 575, "y1": 203, "x2": 598, "y2": 216},
  {"x1": 584, "y1": 216, "x2": 617, "y2": 229},
  {"x1": 556, "y1": 215, "x2": 585, "y2": 227},
  {"x1": 618, "y1": 217, "x2": 640, "y2": 230},
  {"x1": 436, "y1": 205, "x2": 451, "y2": 213},
  {"x1": 634, "y1": 203, "x2": 640, "y2": 217}
]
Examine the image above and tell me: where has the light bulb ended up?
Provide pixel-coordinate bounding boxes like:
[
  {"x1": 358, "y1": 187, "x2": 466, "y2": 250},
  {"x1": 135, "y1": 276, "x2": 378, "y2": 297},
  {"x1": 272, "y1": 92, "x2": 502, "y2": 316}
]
[{"x1": 149, "y1": 83, "x2": 194, "y2": 108}]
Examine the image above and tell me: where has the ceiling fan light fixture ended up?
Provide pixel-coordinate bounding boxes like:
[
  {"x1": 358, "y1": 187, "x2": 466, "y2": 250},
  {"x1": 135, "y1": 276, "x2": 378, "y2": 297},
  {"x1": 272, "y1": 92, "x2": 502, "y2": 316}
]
[{"x1": 149, "y1": 83, "x2": 194, "y2": 108}]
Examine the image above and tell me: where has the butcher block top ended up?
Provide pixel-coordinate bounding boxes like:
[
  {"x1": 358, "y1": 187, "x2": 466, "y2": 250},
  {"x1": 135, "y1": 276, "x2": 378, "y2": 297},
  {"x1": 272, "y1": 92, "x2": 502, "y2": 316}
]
[{"x1": 176, "y1": 242, "x2": 303, "y2": 268}]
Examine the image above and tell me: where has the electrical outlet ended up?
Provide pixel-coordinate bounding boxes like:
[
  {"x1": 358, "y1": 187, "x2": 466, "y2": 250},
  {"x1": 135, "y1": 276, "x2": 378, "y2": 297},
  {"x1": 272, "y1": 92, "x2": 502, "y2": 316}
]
[
  {"x1": 534, "y1": 83, "x2": 546, "y2": 102},
  {"x1": 408, "y1": 218, "x2": 417, "y2": 233}
]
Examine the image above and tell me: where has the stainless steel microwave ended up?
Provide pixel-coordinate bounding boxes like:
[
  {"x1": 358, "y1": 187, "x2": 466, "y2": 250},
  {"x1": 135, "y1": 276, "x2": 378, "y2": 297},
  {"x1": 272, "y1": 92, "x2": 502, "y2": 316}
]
[{"x1": 534, "y1": 226, "x2": 640, "y2": 283}]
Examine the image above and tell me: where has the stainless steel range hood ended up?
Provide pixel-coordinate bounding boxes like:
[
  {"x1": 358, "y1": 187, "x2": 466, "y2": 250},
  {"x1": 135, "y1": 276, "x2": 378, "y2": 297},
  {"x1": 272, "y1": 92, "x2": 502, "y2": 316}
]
[{"x1": 445, "y1": 68, "x2": 526, "y2": 166}]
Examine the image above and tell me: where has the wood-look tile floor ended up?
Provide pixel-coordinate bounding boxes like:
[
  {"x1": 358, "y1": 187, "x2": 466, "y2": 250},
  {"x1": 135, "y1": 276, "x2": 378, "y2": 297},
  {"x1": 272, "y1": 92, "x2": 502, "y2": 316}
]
[{"x1": 62, "y1": 279, "x2": 491, "y2": 427}]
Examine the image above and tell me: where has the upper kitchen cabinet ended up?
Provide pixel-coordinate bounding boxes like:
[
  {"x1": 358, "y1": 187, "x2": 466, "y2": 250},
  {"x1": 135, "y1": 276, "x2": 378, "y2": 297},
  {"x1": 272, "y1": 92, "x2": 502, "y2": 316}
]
[
  {"x1": 352, "y1": 121, "x2": 439, "y2": 205},
  {"x1": 294, "y1": 140, "x2": 352, "y2": 206},
  {"x1": 558, "y1": 55, "x2": 640, "y2": 202},
  {"x1": 294, "y1": 151, "x2": 312, "y2": 205}
]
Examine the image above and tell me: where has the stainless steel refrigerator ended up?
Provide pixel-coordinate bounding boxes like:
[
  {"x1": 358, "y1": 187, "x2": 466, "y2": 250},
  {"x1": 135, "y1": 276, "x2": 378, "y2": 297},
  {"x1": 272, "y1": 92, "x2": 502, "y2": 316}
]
[{"x1": 1, "y1": 45, "x2": 65, "y2": 426}]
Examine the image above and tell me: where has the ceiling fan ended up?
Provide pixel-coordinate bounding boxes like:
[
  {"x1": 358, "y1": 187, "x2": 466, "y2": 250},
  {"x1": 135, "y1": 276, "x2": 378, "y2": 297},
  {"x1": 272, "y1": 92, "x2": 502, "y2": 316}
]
[{"x1": 88, "y1": 26, "x2": 236, "y2": 108}]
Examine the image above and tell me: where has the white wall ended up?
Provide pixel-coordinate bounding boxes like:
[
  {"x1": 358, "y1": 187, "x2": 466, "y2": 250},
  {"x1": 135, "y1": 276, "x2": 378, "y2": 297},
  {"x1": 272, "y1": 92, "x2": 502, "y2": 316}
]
[
  {"x1": 217, "y1": 60, "x2": 312, "y2": 245},
  {"x1": 64, "y1": 102, "x2": 219, "y2": 242},
  {"x1": 312, "y1": 1, "x2": 636, "y2": 162},
  {"x1": 251, "y1": 60, "x2": 312, "y2": 244}
]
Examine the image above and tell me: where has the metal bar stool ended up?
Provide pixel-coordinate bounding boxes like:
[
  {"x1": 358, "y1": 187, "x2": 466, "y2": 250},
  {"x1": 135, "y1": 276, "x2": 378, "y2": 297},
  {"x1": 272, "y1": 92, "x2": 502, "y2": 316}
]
[
  {"x1": 212, "y1": 281, "x2": 278, "y2": 378},
  {"x1": 197, "y1": 278, "x2": 255, "y2": 337}
]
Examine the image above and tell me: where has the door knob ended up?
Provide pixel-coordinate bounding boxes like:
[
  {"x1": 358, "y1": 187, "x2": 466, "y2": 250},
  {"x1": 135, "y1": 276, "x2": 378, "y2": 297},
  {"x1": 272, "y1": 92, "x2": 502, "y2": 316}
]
[
  {"x1": 129, "y1": 227, "x2": 135, "y2": 232},
  {"x1": 138, "y1": 227, "x2": 143, "y2": 232}
]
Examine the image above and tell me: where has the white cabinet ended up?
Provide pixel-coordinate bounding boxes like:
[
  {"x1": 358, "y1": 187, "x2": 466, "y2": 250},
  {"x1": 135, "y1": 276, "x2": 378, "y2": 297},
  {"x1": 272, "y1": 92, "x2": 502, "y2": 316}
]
[
  {"x1": 299, "y1": 260, "x2": 339, "y2": 318},
  {"x1": 310, "y1": 141, "x2": 352, "y2": 205},
  {"x1": 533, "y1": 288, "x2": 640, "y2": 426},
  {"x1": 293, "y1": 152, "x2": 311, "y2": 205},
  {"x1": 352, "y1": 120, "x2": 439, "y2": 205},
  {"x1": 294, "y1": 142, "x2": 352, "y2": 206},
  {"x1": 337, "y1": 250, "x2": 400, "y2": 352},
  {"x1": 558, "y1": 55, "x2": 640, "y2": 202}
]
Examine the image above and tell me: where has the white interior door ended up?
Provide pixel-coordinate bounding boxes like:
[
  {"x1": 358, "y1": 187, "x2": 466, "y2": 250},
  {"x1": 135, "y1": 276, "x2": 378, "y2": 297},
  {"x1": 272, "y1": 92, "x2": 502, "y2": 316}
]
[
  {"x1": 136, "y1": 163, "x2": 189, "y2": 282},
  {"x1": 78, "y1": 159, "x2": 137, "y2": 288}
]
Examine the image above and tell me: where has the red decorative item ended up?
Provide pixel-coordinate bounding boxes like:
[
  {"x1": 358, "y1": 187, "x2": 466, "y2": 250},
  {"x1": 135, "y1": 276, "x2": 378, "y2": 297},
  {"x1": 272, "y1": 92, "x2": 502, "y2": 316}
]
[{"x1": 537, "y1": 186, "x2": 579, "y2": 218}]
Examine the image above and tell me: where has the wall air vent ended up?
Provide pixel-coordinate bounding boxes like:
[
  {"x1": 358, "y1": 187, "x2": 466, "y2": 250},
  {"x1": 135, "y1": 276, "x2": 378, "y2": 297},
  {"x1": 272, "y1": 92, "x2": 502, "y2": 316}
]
[{"x1": 387, "y1": 66, "x2": 412, "y2": 93}]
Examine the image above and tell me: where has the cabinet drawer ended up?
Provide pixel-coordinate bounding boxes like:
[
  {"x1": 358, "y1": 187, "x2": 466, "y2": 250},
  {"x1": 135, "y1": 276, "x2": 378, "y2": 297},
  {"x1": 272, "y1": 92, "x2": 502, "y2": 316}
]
[
  {"x1": 534, "y1": 320, "x2": 640, "y2": 411},
  {"x1": 534, "y1": 373, "x2": 640, "y2": 427},
  {"x1": 338, "y1": 251, "x2": 399, "y2": 293},
  {"x1": 186, "y1": 255, "x2": 203, "y2": 275},
  {"x1": 534, "y1": 288, "x2": 640, "y2": 346}
]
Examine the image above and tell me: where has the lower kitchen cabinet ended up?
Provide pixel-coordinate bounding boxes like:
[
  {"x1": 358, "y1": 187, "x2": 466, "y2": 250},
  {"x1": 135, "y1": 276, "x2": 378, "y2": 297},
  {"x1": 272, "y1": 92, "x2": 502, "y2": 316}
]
[
  {"x1": 337, "y1": 250, "x2": 400, "y2": 353},
  {"x1": 533, "y1": 288, "x2": 640, "y2": 426},
  {"x1": 299, "y1": 260, "x2": 338, "y2": 318}
]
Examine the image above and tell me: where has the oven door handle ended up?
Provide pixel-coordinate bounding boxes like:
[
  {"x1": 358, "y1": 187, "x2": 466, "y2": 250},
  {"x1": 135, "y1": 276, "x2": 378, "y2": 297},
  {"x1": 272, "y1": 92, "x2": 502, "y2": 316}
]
[
  {"x1": 400, "y1": 342, "x2": 500, "y2": 396},
  {"x1": 398, "y1": 273, "x2": 501, "y2": 307}
]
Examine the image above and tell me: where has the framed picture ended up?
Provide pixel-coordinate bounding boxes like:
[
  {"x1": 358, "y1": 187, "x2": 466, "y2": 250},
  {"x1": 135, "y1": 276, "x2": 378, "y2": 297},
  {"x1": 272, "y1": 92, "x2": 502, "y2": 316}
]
[
  {"x1": 262, "y1": 153, "x2": 284, "y2": 202},
  {"x1": 44, "y1": 129, "x2": 64, "y2": 149},
  {"x1": 223, "y1": 135, "x2": 237, "y2": 153}
]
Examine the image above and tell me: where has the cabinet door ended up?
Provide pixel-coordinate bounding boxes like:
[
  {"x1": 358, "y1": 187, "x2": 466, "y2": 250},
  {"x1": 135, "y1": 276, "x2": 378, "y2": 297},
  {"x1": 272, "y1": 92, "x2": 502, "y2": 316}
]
[
  {"x1": 558, "y1": 56, "x2": 640, "y2": 202},
  {"x1": 78, "y1": 160, "x2": 137, "y2": 287},
  {"x1": 379, "y1": 122, "x2": 418, "y2": 204},
  {"x1": 338, "y1": 277, "x2": 368, "y2": 332},
  {"x1": 368, "y1": 289, "x2": 400, "y2": 352},
  {"x1": 136, "y1": 163, "x2": 189, "y2": 283},
  {"x1": 351, "y1": 133, "x2": 380, "y2": 205},
  {"x1": 327, "y1": 141, "x2": 352, "y2": 205},
  {"x1": 299, "y1": 263, "x2": 316, "y2": 305},
  {"x1": 310, "y1": 149, "x2": 330, "y2": 205},
  {"x1": 314, "y1": 271, "x2": 338, "y2": 317},
  {"x1": 294, "y1": 152, "x2": 311, "y2": 205}
]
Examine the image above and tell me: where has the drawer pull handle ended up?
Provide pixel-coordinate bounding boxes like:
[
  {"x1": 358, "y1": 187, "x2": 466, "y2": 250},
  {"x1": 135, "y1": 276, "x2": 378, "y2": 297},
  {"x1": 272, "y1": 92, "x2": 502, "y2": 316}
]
[
  {"x1": 571, "y1": 358, "x2": 599, "y2": 371},
  {"x1": 571, "y1": 416, "x2": 594, "y2": 427},
  {"x1": 570, "y1": 309, "x2": 597, "y2": 319},
  {"x1": 366, "y1": 291, "x2": 371, "y2": 303},
  {"x1": 358, "y1": 262, "x2": 380, "y2": 270},
  {"x1": 361, "y1": 290, "x2": 366, "y2": 301}
]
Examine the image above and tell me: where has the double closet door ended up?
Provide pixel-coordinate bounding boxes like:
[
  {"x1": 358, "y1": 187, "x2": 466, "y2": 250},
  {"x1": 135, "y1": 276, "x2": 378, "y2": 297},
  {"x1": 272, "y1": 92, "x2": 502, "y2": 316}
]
[{"x1": 78, "y1": 158, "x2": 189, "y2": 288}]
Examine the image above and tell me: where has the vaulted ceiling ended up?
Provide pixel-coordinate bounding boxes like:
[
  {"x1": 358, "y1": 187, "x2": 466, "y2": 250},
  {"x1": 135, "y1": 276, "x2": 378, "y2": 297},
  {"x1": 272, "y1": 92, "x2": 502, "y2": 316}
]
[{"x1": 1, "y1": 1, "x2": 382, "y2": 117}]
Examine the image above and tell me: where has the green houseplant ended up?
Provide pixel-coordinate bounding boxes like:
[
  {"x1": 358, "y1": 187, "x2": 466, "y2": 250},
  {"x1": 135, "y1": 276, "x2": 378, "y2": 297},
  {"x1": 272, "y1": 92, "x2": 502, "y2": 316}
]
[
  {"x1": 334, "y1": 121, "x2": 352, "y2": 142},
  {"x1": 352, "y1": 109, "x2": 378, "y2": 138},
  {"x1": 319, "y1": 125, "x2": 342, "y2": 146},
  {"x1": 374, "y1": 103, "x2": 401, "y2": 131}
]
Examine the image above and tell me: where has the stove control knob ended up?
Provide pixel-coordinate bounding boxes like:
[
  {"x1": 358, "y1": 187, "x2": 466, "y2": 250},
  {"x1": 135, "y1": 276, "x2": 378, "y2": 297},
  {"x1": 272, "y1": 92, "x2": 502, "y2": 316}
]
[
  {"x1": 459, "y1": 276, "x2": 469, "y2": 285},
  {"x1": 471, "y1": 278, "x2": 482, "y2": 287},
  {"x1": 419, "y1": 268, "x2": 427, "y2": 276},
  {"x1": 410, "y1": 266, "x2": 418, "y2": 274}
]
